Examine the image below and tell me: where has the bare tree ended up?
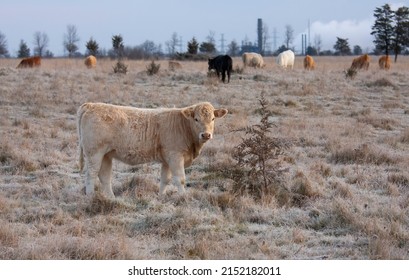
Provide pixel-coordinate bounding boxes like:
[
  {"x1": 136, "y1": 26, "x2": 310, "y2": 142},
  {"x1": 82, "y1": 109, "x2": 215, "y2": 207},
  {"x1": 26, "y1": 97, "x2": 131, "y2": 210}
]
[
  {"x1": 284, "y1": 24, "x2": 294, "y2": 49},
  {"x1": 314, "y1": 34, "x2": 322, "y2": 54},
  {"x1": 0, "y1": 31, "x2": 9, "y2": 57},
  {"x1": 206, "y1": 31, "x2": 216, "y2": 46},
  {"x1": 33, "y1": 32, "x2": 49, "y2": 57},
  {"x1": 63, "y1": 25, "x2": 80, "y2": 57},
  {"x1": 262, "y1": 23, "x2": 270, "y2": 54},
  {"x1": 166, "y1": 32, "x2": 179, "y2": 56},
  {"x1": 227, "y1": 40, "x2": 239, "y2": 56}
]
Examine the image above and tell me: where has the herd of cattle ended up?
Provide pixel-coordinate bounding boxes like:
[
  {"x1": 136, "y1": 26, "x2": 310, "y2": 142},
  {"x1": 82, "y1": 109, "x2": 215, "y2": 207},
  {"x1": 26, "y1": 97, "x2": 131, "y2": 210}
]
[
  {"x1": 16, "y1": 51, "x2": 391, "y2": 76},
  {"x1": 239, "y1": 50, "x2": 391, "y2": 72},
  {"x1": 13, "y1": 51, "x2": 392, "y2": 198},
  {"x1": 16, "y1": 55, "x2": 97, "y2": 69},
  {"x1": 206, "y1": 50, "x2": 391, "y2": 83}
]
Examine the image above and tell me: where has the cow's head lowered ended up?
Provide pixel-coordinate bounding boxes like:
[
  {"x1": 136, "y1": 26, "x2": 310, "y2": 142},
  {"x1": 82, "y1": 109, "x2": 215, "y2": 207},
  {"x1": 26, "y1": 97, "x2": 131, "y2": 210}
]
[{"x1": 182, "y1": 102, "x2": 228, "y2": 143}]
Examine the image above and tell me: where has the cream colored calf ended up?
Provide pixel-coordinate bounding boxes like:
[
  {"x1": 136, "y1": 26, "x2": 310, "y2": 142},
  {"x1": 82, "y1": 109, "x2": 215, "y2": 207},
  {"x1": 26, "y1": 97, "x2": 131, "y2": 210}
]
[{"x1": 77, "y1": 102, "x2": 228, "y2": 197}]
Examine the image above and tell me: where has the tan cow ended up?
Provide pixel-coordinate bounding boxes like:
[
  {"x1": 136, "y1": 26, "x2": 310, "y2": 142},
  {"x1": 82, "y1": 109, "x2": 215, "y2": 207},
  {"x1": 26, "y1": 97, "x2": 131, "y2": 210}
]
[
  {"x1": 378, "y1": 55, "x2": 391, "y2": 70},
  {"x1": 17, "y1": 56, "x2": 41, "y2": 68},
  {"x1": 242, "y1": 52, "x2": 265, "y2": 68},
  {"x1": 77, "y1": 102, "x2": 228, "y2": 197},
  {"x1": 303, "y1": 55, "x2": 315, "y2": 70},
  {"x1": 84, "y1": 55, "x2": 97, "y2": 68},
  {"x1": 350, "y1": 54, "x2": 370, "y2": 71},
  {"x1": 168, "y1": 60, "x2": 182, "y2": 71}
]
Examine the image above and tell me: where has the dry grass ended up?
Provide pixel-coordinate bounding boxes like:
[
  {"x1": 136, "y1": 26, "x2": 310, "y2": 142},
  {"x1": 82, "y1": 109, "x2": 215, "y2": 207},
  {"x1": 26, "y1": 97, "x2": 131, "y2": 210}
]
[{"x1": 1, "y1": 56, "x2": 409, "y2": 259}]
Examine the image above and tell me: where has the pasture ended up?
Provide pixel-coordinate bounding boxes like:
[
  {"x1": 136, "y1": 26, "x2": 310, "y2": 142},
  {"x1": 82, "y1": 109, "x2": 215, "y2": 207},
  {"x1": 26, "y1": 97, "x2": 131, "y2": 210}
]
[{"x1": 1, "y1": 56, "x2": 409, "y2": 259}]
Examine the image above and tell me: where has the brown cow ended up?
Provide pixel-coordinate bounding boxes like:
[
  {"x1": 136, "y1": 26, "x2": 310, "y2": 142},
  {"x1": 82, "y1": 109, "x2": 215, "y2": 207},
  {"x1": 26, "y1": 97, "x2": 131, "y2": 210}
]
[
  {"x1": 303, "y1": 55, "x2": 315, "y2": 70},
  {"x1": 77, "y1": 102, "x2": 228, "y2": 198},
  {"x1": 350, "y1": 54, "x2": 370, "y2": 71},
  {"x1": 17, "y1": 56, "x2": 41, "y2": 68},
  {"x1": 378, "y1": 55, "x2": 391, "y2": 70},
  {"x1": 84, "y1": 55, "x2": 97, "y2": 68}
]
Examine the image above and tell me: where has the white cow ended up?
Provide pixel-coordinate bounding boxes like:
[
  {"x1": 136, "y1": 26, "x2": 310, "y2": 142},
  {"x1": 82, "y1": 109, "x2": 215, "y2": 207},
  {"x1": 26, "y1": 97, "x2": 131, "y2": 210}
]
[
  {"x1": 242, "y1": 52, "x2": 265, "y2": 68},
  {"x1": 276, "y1": 50, "x2": 295, "y2": 69},
  {"x1": 77, "y1": 102, "x2": 228, "y2": 197}
]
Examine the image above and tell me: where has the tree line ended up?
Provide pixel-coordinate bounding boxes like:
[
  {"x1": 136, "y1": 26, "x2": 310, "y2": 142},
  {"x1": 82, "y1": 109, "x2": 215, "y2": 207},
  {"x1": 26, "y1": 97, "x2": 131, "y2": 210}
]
[
  {"x1": 0, "y1": 4, "x2": 408, "y2": 59},
  {"x1": 332, "y1": 4, "x2": 409, "y2": 62},
  {"x1": 372, "y1": 4, "x2": 409, "y2": 62}
]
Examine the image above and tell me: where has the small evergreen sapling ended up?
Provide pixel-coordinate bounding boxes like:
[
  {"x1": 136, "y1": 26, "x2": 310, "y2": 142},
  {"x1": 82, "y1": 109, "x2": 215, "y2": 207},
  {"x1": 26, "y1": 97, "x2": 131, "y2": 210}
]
[{"x1": 231, "y1": 93, "x2": 290, "y2": 201}]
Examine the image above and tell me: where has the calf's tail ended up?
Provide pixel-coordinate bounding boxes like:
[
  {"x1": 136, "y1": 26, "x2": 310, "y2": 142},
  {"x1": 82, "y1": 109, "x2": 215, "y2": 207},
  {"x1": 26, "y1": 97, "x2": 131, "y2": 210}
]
[
  {"x1": 79, "y1": 144, "x2": 84, "y2": 173},
  {"x1": 77, "y1": 103, "x2": 87, "y2": 173}
]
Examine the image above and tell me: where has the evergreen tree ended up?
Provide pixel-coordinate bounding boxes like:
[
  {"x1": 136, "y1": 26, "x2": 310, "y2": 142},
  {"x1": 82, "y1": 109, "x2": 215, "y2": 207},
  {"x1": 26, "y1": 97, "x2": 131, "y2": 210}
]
[
  {"x1": 275, "y1": 45, "x2": 288, "y2": 55},
  {"x1": 306, "y1": 46, "x2": 318, "y2": 56},
  {"x1": 393, "y1": 6, "x2": 409, "y2": 62},
  {"x1": 371, "y1": 4, "x2": 395, "y2": 56},
  {"x1": 111, "y1": 35, "x2": 127, "y2": 74},
  {"x1": 333, "y1": 37, "x2": 351, "y2": 55},
  {"x1": 86, "y1": 37, "x2": 99, "y2": 56},
  {"x1": 231, "y1": 93, "x2": 289, "y2": 201},
  {"x1": 112, "y1": 34, "x2": 125, "y2": 59},
  {"x1": 199, "y1": 42, "x2": 216, "y2": 54},
  {"x1": 187, "y1": 37, "x2": 199, "y2": 55},
  {"x1": 18, "y1": 40, "x2": 30, "y2": 58},
  {"x1": 353, "y1": 45, "x2": 363, "y2": 55}
]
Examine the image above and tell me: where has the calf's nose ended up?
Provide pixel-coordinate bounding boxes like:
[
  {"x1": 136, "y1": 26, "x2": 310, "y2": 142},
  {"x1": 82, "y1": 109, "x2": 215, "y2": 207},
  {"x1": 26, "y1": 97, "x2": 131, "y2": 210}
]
[{"x1": 201, "y1": 132, "x2": 212, "y2": 140}]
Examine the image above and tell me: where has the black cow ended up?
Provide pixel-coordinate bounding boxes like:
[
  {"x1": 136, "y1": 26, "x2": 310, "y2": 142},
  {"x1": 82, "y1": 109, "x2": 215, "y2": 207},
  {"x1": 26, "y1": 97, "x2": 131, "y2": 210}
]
[{"x1": 208, "y1": 55, "x2": 232, "y2": 83}]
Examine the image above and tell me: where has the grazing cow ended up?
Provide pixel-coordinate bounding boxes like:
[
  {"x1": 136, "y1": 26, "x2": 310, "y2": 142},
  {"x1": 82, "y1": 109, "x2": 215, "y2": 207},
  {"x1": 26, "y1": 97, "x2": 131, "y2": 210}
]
[
  {"x1": 17, "y1": 56, "x2": 41, "y2": 68},
  {"x1": 303, "y1": 55, "x2": 315, "y2": 70},
  {"x1": 378, "y1": 55, "x2": 391, "y2": 70},
  {"x1": 84, "y1": 55, "x2": 97, "y2": 68},
  {"x1": 208, "y1": 55, "x2": 233, "y2": 83},
  {"x1": 168, "y1": 60, "x2": 182, "y2": 71},
  {"x1": 242, "y1": 52, "x2": 265, "y2": 68},
  {"x1": 350, "y1": 54, "x2": 370, "y2": 71},
  {"x1": 78, "y1": 102, "x2": 228, "y2": 197},
  {"x1": 276, "y1": 50, "x2": 295, "y2": 69}
]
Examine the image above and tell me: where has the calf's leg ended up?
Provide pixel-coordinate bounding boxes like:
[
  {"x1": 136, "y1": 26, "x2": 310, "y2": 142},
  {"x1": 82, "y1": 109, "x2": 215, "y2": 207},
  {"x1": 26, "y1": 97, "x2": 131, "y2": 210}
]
[
  {"x1": 99, "y1": 153, "x2": 114, "y2": 198},
  {"x1": 85, "y1": 152, "x2": 104, "y2": 195},
  {"x1": 85, "y1": 169, "x2": 98, "y2": 195},
  {"x1": 169, "y1": 157, "x2": 186, "y2": 193},
  {"x1": 159, "y1": 163, "x2": 171, "y2": 195}
]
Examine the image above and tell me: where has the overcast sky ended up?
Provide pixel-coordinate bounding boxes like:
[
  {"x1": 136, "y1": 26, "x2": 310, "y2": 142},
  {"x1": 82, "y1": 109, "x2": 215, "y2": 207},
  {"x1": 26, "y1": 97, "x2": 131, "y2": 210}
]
[{"x1": 1, "y1": 0, "x2": 407, "y2": 56}]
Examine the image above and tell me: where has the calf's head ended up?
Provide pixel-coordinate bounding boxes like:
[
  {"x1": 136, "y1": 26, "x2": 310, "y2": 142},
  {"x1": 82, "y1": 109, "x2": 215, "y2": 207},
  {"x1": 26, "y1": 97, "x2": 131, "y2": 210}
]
[
  {"x1": 208, "y1": 58, "x2": 216, "y2": 71},
  {"x1": 182, "y1": 103, "x2": 228, "y2": 143}
]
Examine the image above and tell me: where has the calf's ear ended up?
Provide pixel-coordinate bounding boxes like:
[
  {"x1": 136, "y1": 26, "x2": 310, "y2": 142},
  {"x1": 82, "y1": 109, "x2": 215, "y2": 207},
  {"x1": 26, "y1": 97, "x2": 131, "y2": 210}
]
[
  {"x1": 214, "y1": 108, "x2": 228, "y2": 118},
  {"x1": 181, "y1": 108, "x2": 195, "y2": 119}
]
